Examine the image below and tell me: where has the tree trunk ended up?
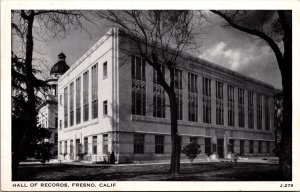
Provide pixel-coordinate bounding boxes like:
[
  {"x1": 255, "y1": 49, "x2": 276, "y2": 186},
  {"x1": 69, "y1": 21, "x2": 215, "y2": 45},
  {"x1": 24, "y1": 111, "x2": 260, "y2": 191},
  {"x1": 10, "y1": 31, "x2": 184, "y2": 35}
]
[
  {"x1": 12, "y1": 11, "x2": 36, "y2": 180},
  {"x1": 167, "y1": 90, "x2": 181, "y2": 175}
]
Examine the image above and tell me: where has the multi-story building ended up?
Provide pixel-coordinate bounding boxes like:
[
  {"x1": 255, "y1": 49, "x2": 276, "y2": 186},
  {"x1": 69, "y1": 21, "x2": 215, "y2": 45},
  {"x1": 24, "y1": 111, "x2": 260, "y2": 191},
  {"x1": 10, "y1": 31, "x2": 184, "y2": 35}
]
[
  {"x1": 37, "y1": 52, "x2": 70, "y2": 157},
  {"x1": 57, "y1": 28, "x2": 275, "y2": 163}
]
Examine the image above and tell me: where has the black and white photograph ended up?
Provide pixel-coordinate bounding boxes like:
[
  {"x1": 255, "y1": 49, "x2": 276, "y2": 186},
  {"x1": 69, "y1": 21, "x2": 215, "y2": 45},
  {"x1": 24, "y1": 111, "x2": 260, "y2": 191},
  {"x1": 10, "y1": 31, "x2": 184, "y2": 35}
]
[{"x1": 1, "y1": 0, "x2": 299, "y2": 191}]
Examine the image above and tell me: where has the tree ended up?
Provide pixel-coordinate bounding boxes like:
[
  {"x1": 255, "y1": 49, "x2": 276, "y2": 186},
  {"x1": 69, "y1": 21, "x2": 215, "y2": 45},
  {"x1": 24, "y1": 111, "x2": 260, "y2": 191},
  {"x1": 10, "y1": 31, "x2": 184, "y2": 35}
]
[
  {"x1": 182, "y1": 141, "x2": 201, "y2": 163},
  {"x1": 97, "y1": 10, "x2": 200, "y2": 174},
  {"x1": 211, "y1": 10, "x2": 292, "y2": 180},
  {"x1": 11, "y1": 10, "x2": 90, "y2": 179},
  {"x1": 274, "y1": 89, "x2": 283, "y2": 156}
]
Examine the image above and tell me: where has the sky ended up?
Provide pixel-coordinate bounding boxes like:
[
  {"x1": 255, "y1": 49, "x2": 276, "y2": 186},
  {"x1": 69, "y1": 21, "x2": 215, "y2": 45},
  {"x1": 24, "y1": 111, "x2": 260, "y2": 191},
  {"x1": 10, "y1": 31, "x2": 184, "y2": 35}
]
[{"x1": 24, "y1": 11, "x2": 282, "y2": 89}]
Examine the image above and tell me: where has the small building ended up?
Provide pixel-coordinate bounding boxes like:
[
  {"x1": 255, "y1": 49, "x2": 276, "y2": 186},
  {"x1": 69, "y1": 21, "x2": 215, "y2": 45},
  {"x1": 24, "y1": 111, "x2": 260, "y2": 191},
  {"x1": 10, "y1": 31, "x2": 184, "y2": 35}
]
[
  {"x1": 37, "y1": 52, "x2": 69, "y2": 158},
  {"x1": 57, "y1": 28, "x2": 275, "y2": 163}
]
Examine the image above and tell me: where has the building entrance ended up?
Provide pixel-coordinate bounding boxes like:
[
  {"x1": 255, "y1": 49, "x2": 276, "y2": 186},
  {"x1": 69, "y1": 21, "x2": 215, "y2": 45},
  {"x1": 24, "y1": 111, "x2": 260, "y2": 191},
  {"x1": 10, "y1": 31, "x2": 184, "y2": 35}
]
[{"x1": 217, "y1": 139, "x2": 224, "y2": 158}]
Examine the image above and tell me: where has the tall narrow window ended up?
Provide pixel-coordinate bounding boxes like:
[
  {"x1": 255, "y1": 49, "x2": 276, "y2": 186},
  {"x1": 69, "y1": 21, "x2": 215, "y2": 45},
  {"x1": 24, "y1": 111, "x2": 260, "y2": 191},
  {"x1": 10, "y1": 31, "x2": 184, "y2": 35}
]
[
  {"x1": 76, "y1": 77, "x2": 81, "y2": 124},
  {"x1": 64, "y1": 141, "x2": 67, "y2": 154},
  {"x1": 103, "y1": 61, "x2": 107, "y2": 78},
  {"x1": 92, "y1": 64, "x2": 98, "y2": 119},
  {"x1": 265, "y1": 96, "x2": 270, "y2": 130},
  {"x1": 70, "y1": 140, "x2": 74, "y2": 154},
  {"x1": 248, "y1": 91, "x2": 254, "y2": 129},
  {"x1": 92, "y1": 136, "x2": 97, "y2": 154},
  {"x1": 134, "y1": 134, "x2": 144, "y2": 154},
  {"x1": 131, "y1": 56, "x2": 146, "y2": 116},
  {"x1": 64, "y1": 87, "x2": 68, "y2": 128},
  {"x1": 103, "y1": 100, "x2": 108, "y2": 116},
  {"x1": 188, "y1": 73, "x2": 198, "y2": 122},
  {"x1": 249, "y1": 140, "x2": 254, "y2": 153},
  {"x1": 84, "y1": 137, "x2": 88, "y2": 154},
  {"x1": 238, "y1": 88, "x2": 245, "y2": 127},
  {"x1": 240, "y1": 140, "x2": 244, "y2": 155},
  {"x1": 174, "y1": 69, "x2": 183, "y2": 120},
  {"x1": 55, "y1": 117, "x2": 58, "y2": 128},
  {"x1": 228, "y1": 85, "x2": 235, "y2": 126},
  {"x1": 103, "y1": 134, "x2": 108, "y2": 154},
  {"x1": 153, "y1": 65, "x2": 165, "y2": 118},
  {"x1": 70, "y1": 82, "x2": 74, "y2": 126},
  {"x1": 216, "y1": 81, "x2": 224, "y2": 125},
  {"x1": 205, "y1": 138, "x2": 211, "y2": 156},
  {"x1": 59, "y1": 141, "x2": 62, "y2": 154},
  {"x1": 203, "y1": 77, "x2": 211, "y2": 124},
  {"x1": 258, "y1": 141, "x2": 262, "y2": 153},
  {"x1": 257, "y1": 94, "x2": 262, "y2": 130},
  {"x1": 155, "y1": 135, "x2": 164, "y2": 154},
  {"x1": 229, "y1": 139, "x2": 234, "y2": 153},
  {"x1": 59, "y1": 120, "x2": 62, "y2": 130},
  {"x1": 83, "y1": 71, "x2": 89, "y2": 122}
]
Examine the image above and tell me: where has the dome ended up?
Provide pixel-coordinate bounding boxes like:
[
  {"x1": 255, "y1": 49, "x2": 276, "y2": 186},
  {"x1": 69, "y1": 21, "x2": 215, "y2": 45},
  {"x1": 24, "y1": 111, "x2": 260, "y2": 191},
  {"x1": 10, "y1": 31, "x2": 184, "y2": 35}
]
[{"x1": 50, "y1": 52, "x2": 70, "y2": 76}]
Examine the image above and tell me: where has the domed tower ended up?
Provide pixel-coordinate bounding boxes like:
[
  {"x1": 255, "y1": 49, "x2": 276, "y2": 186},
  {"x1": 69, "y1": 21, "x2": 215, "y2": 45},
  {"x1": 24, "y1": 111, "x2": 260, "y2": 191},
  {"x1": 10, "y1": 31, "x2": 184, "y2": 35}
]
[
  {"x1": 37, "y1": 52, "x2": 70, "y2": 158},
  {"x1": 47, "y1": 52, "x2": 70, "y2": 96}
]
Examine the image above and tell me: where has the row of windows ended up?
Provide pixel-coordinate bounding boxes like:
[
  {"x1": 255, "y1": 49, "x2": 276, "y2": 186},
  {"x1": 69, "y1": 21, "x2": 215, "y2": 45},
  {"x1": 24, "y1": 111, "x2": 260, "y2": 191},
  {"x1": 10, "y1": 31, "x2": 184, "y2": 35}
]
[
  {"x1": 228, "y1": 139, "x2": 271, "y2": 154},
  {"x1": 59, "y1": 134, "x2": 108, "y2": 155},
  {"x1": 61, "y1": 62, "x2": 108, "y2": 129},
  {"x1": 131, "y1": 56, "x2": 271, "y2": 130}
]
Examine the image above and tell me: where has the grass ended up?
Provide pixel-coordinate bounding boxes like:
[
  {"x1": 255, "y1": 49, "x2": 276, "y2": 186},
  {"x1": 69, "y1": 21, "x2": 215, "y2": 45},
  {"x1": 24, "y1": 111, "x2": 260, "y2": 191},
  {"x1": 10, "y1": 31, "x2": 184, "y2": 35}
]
[{"x1": 15, "y1": 162, "x2": 282, "y2": 181}]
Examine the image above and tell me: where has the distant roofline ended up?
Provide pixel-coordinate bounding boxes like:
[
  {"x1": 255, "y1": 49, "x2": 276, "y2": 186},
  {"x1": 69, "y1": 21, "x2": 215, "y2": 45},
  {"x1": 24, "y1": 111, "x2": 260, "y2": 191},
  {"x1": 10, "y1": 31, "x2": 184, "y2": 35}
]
[{"x1": 58, "y1": 27, "x2": 276, "y2": 90}]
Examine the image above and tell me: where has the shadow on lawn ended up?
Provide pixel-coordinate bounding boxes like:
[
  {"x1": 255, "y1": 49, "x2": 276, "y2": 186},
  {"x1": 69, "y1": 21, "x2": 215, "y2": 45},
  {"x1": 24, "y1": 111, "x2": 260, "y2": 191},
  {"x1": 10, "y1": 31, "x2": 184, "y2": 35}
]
[{"x1": 15, "y1": 162, "x2": 281, "y2": 181}]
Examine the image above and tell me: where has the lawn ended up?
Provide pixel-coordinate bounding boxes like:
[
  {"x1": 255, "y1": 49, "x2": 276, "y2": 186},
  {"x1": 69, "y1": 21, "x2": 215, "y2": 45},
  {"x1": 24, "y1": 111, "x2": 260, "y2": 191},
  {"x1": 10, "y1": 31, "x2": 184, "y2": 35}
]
[{"x1": 15, "y1": 162, "x2": 282, "y2": 181}]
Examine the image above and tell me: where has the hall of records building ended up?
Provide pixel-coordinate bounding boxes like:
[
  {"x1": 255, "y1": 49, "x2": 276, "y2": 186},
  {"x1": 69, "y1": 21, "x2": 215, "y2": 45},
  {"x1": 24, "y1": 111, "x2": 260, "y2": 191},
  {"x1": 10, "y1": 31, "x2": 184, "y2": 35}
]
[{"x1": 57, "y1": 28, "x2": 275, "y2": 163}]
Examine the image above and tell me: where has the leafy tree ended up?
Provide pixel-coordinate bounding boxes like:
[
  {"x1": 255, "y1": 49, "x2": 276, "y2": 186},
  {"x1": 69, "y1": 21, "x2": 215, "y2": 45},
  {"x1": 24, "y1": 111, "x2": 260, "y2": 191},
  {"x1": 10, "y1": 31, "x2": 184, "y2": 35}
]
[
  {"x1": 11, "y1": 10, "x2": 90, "y2": 179},
  {"x1": 211, "y1": 10, "x2": 292, "y2": 180},
  {"x1": 274, "y1": 89, "x2": 283, "y2": 156},
  {"x1": 97, "y1": 10, "x2": 200, "y2": 175},
  {"x1": 182, "y1": 142, "x2": 201, "y2": 163}
]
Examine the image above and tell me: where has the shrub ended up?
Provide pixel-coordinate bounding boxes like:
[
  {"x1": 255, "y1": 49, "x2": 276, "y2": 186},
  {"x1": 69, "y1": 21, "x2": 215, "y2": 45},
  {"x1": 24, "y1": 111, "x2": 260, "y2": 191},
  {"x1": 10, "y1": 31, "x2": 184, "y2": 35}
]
[{"x1": 182, "y1": 142, "x2": 201, "y2": 163}]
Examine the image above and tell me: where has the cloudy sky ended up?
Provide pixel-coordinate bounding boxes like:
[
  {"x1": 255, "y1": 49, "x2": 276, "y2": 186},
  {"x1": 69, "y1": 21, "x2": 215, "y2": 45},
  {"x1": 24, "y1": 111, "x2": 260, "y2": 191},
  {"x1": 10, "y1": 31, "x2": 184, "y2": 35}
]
[{"x1": 28, "y1": 11, "x2": 282, "y2": 89}]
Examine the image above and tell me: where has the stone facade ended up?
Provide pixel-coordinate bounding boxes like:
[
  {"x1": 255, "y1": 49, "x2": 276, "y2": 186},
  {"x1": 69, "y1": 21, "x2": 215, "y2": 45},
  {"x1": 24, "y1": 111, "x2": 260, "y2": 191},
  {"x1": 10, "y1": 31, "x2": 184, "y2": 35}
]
[{"x1": 58, "y1": 28, "x2": 275, "y2": 163}]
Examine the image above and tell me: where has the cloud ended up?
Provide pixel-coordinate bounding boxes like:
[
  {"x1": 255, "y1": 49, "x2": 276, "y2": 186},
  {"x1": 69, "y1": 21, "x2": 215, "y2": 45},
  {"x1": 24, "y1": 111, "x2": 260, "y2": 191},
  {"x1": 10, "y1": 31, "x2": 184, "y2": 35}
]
[{"x1": 200, "y1": 41, "x2": 282, "y2": 88}]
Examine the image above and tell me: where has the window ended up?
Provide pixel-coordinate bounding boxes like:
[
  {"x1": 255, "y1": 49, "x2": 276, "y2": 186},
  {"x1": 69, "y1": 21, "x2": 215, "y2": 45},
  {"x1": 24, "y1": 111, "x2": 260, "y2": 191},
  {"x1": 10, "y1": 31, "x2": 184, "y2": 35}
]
[
  {"x1": 84, "y1": 137, "x2": 88, "y2": 154},
  {"x1": 155, "y1": 135, "x2": 164, "y2": 154},
  {"x1": 248, "y1": 91, "x2": 254, "y2": 129},
  {"x1": 238, "y1": 88, "x2": 245, "y2": 127},
  {"x1": 134, "y1": 134, "x2": 144, "y2": 154},
  {"x1": 55, "y1": 117, "x2": 58, "y2": 128},
  {"x1": 59, "y1": 120, "x2": 62, "y2": 130},
  {"x1": 188, "y1": 73, "x2": 198, "y2": 122},
  {"x1": 131, "y1": 56, "x2": 146, "y2": 116},
  {"x1": 76, "y1": 77, "x2": 81, "y2": 124},
  {"x1": 228, "y1": 85, "x2": 235, "y2": 126},
  {"x1": 203, "y1": 77, "x2": 211, "y2": 124},
  {"x1": 70, "y1": 82, "x2": 74, "y2": 126},
  {"x1": 175, "y1": 69, "x2": 183, "y2": 120},
  {"x1": 103, "y1": 61, "x2": 107, "y2": 78},
  {"x1": 83, "y1": 71, "x2": 89, "y2": 122},
  {"x1": 70, "y1": 140, "x2": 74, "y2": 154},
  {"x1": 257, "y1": 94, "x2": 262, "y2": 130},
  {"x1": 240, "y1": 140, "x2": 244, "y2": 155},
  {"x1": 59, "y1": 95, "x2": 62, "y2": 105},
  {"x1": 92, "y1": 136, "x2": 97, "y2": 154},
  {"x1": 103, "y1": 100, "x2": 108, "y2": 116},
  {"x1": 205, "y1": 138, "x2": 211, "y2": 156},
  {"x1": 64, "y1": 141, "x2": 67, "y2": 154},
  {"x1": 229, "y1": 139, "x2": 234, "y2": 153},
  {"x1": 265, "y1": 96, "x2": 270, "y2": 130},
  {"x1": 266, "y1": 141, "x2": 270, "y2": 153},
  {"x1": 258, "y1": 141, "x2": 262, "y2": 153},
  {"x1": 59, "y1": 142, "x2": 62, "y2": 154},
  {"x1": 153, "y1": 65, "x2": 165, "y2": 118},
  {"x1": 92, "y1": 64, "x2": 98, "y2": 119},
  {"x1": 103, "y1": 134, "x2": 108, "y2": 154},
  {"x1": 216, "y1": 81, "x2": 224, "y2": 125},
  {"x1": 64, "y1": 87, "x2": 68, "y2": 128},
  {"x1": 249, "y1": 140, "x2": 254, "y2": 153}
]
